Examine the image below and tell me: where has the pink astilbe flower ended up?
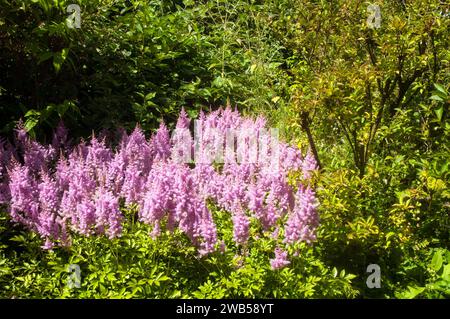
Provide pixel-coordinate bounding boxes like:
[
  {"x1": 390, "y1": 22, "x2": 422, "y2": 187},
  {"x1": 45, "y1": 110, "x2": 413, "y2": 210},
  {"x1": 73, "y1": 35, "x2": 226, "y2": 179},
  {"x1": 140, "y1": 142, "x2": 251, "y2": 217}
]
[
  {"x1": 172, "y1": 164, "x2": 200, "y2": 237},
  {"x1": 121, "y1": 168, "x2": 146, "y2": 205},
  {"x1": 26, "y1": 141, "x2": 54, "y2": 172},
  {"x1": 302, "y1": 150, "x2": 318, "y2": 179},
  {"x1": 270, "y1": 248, "x2": 291, "y2": 270},
  {"x1": 284, "y1": 186, "x2": 319, "y2": 244},
  {"x1": 122, "y1": 126, "x2": 153, "y2": 173},
  {"x1": 176, "y1": 107, "x2": 191, "y2": 129},
  {"x1": 280, "y1": 145, "x2": 303, "y2": 172},
  {"x1": 51, "y1": 120, "x2": 69, "y2": 151},
  {"x1": 59, "y1": 147, "x2": 97, "y2": 236},
  {"x1": 14, "y1": 121, "x2": 28, "y2": 147},
  {"x1": 117, "y1": 126, "x2": 153, "y2": 204},
  {"x1": 140, "y1": 162, "x2": 217, "y2": 254},
  {"x1": 264, "y1": 173, "x2": 293, "y2": 224},
  {"x1": 107, "y1": 153, "x2": 126, "y2": 195},
  {"x1": 218, "y1": 171, "x2": 247, "y2": 212},
  {"x1": 151, "y1": 122, "x2": 171, "y2": 162},
  {"x1": 140, "y1": 163, "x2": 173, "y2": 225},
  {"x1": 194, "y1": 116, "x2": 222, "y2": 165},
  {"x1": 246, "y1": 182, "x2": 265, "y2": 219},
  {"x1": 192, "y1": 162, "x2": 222, "y2": 201},
  {"x1": 8, "y1": 163, "x2": 39, "y2": 228},
  {"x1": 86, "y1": 136, "x2": 113, "y2": 168},
  {"x1": 171, "y1": 108, "x2": 193, "y2": 164},
  {"x1": 232, "y1": 209, "x2": 250, "y2": 246},
  {"x1": 94, "y1": 187, "x2": 122, "y2": 239},
  {"x1": 195, "y1": 205, "x2": 218, "y2": 256},
  {"x1": 2, "y1": 107, "x2": 320, "y2": 260},
  {"x1": 75, "y1": 198, "x2": 96, "y2": 236},
  {"x1": 36, "y1": 172, "x2": 64, "y2": 248},
  {"x1": 14, "y1": 122, "x2": 54, "y2": 172}
]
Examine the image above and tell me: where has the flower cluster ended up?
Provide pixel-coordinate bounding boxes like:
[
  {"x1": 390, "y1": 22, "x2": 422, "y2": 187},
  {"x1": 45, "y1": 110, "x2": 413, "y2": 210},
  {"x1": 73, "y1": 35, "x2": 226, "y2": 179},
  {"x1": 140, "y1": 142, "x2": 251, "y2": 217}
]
[
  {"x1": 270, "y1": 248, "x2": 291, "y2": 270},
  {"x1": 0, "y1": 107, "x2": 319, "y2": 267}
]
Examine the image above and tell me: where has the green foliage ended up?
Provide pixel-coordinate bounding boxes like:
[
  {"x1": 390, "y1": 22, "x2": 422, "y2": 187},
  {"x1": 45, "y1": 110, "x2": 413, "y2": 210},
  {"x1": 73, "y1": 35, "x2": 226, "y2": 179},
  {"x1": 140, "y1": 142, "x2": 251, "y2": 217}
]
[
  {"x1": 1, "y1": 0, "x2": 449, "y2": 299},
  {"x1": 272, "y1": 0, "x2": 450, "y2": 175},
  {"x1": 396, "y1": 248, "x2": 450, "y2": 299},
  {"x1": 0, "y1": 207, "x2": 358, "y2": 299},
  {"x1": 0, "y1": 0, "x2": 287, "y2": 138}
]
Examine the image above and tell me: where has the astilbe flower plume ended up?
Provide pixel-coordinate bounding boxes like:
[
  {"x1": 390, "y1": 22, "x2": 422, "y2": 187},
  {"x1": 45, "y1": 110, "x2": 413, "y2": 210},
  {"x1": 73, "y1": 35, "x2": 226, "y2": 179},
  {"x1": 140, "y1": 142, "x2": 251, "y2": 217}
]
[
  {"x1": 232, "y1": 208, "x2": 250, "y2": 245},
  {"x1": 59, "y1": 145, "x2": 97, "y2": 236},
  {"x1": 139, "y1": 162, "x2": 217, "y2": 254},
  {"x1": 151, "y1": 122, "x2": 171, "y2": 162},
  {"x1": 270, "y1": 248, "x2": 291, "y2": 270},
  {"x1": 37, "y1": 172, "x2": 64, "y2": 248},
  {"x1": 284, "y1": 186, "x2": 319, "y2": 244},
  {"x1": 14, "y1": 123, "x2": 57, "y2": 173},
  {"x1": 171, "y1": 107, "x2": 193, "y2": 164},
  {"x1": 8, "y1": 163, "x2": 39, "y2": 229},
  {"x1": 117, "y1": 126, "x2": 154, "y2": 205},
  {"x1": 52, "y1": 120, "x2": 69, "y2": 151},
  {"x1": 2, "y1": 108, "x2": 320, "y2": 264},
  {"x1": 93, "y1": 187, "x2": 122, "y2": 239},
  {"x1": 302, "y1": 150, "x2": 318, "y2": 179}
]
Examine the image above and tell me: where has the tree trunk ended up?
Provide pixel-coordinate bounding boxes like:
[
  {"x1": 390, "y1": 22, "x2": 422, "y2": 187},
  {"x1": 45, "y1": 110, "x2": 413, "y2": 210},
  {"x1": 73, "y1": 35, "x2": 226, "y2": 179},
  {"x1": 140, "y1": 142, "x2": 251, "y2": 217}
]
[{"x1": 301, "y1": 112, "x2": 322, "y2": 170}]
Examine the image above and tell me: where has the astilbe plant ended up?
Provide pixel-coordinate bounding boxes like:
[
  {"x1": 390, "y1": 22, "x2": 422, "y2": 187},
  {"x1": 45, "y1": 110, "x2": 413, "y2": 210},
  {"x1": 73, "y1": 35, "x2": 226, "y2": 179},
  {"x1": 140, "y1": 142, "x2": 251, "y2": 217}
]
[{"x1": 0, "y1": 107, "x2": 319, "y2": 268}]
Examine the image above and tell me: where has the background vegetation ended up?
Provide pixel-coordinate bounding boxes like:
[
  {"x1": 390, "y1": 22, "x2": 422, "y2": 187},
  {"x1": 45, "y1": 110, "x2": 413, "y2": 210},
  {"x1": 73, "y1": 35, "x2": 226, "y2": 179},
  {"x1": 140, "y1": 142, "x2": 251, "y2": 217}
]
[{"x1": 0, "y1": 0, "x2": 449, "y2": 298}]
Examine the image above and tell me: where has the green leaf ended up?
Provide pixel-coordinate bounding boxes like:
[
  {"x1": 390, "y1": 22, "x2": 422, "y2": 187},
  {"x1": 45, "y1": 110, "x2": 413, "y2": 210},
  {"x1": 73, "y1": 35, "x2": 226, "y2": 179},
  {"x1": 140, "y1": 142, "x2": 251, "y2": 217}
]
[
  {"x1": 346, "y1": 274, "x2": 357, "y2": 280},
  {"x1": 402, "y1": 286, "x2": 426, "y2": 299},
  {"x1": 433, "y1": 83, "x2": 448, "y2": 96},
  {"x1": 442, "y1": 264, "x2": 450, "y2": 281},
  {"x1": 430, "y1": 95, "x2": 444, "y2": 102},
  {"x1": 183, "y1": 0, "x2": 195, "y2": 6},
  {"x1": 145, "y1": 92, "x2": 156, "y2": 101},
  {"x1": 135, "y1": 21, "x2": 143, "y2": 33},
  {"x1": 24, "y1": 117, "x2": 39, "y2": 132},
  {"x1": 107, "y1": 273, "x2": 116, "y2": 281},
  {"x1": 52, "y1": 48, "x2": 69, "y2": 73},
  {"x1": 431, "y1": 251, "x2": 443, "y2": 271},
  {"x1": 434, "y1": 107, "x2": 444, "y2": 122},
  {"x1": 332, "y1": 267, "x2": 338, "y2": 277},
  {"x1": 9, "y1": 235, "x2": 27, "y2": 243}
]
